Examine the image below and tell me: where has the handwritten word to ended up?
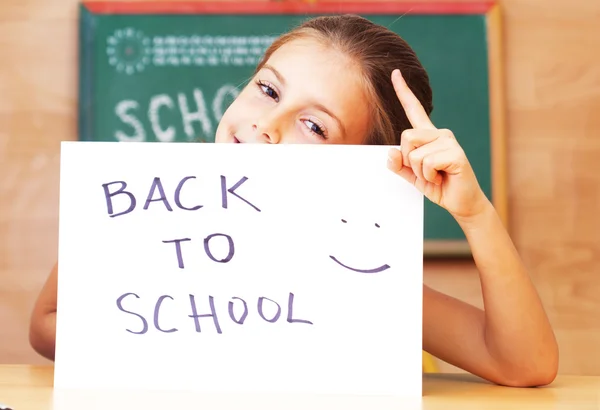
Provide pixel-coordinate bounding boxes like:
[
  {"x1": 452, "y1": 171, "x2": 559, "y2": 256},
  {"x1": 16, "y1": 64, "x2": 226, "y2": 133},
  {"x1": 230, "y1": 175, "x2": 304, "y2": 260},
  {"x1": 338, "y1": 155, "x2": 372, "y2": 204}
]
[
  {"x1": 116, "y1": 292, "x2": 313, "y2": 334},
  {"x1": 163, "y1": 235, "x2": 235, "y2": 268}
]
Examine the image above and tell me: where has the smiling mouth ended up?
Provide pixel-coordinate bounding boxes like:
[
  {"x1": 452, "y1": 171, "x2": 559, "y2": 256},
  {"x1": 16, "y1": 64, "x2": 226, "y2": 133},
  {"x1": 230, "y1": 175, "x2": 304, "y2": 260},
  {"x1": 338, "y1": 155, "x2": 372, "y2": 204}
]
[{"x1": 329, "y1": 255, "x2": 390, "y2": 274}]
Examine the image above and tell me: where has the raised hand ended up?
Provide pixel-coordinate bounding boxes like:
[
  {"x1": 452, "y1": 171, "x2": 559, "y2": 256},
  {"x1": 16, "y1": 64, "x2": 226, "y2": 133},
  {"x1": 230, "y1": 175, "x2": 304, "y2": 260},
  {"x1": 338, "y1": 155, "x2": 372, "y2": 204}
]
[{"x1": 387, "y1": 69, "x2": 489, "y2": 222}]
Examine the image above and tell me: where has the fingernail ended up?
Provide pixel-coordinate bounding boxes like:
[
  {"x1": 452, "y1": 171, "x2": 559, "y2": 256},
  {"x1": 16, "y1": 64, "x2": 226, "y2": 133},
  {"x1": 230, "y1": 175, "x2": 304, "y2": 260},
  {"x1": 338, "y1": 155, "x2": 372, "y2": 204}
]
[
  {"x1": 387, "y1": 157, "x2": 400, "y2": 172},
  {"x1": 386, "y1": 158, "x2": 395, "y2": 173}
]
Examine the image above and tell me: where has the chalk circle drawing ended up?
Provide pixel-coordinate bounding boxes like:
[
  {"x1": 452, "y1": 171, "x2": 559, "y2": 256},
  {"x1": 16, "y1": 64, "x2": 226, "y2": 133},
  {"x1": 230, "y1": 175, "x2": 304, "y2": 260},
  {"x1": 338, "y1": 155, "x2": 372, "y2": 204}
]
[
  {"x1": 106, "y1": 28, "x2": 151, "y2": 75},
  {"x1": 328, "y1": 218, "x2": 391, "y2": 274}
]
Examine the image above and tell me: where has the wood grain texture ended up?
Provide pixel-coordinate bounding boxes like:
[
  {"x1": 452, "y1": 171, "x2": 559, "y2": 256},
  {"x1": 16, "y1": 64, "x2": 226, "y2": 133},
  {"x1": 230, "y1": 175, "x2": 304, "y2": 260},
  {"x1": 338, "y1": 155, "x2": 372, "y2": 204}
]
[
  {"x1": 2, "y1": 365, "x2": 600, "y2": 409},
  {"x1": 1, "y1": 0, "x2": 599, "y2": 376}
]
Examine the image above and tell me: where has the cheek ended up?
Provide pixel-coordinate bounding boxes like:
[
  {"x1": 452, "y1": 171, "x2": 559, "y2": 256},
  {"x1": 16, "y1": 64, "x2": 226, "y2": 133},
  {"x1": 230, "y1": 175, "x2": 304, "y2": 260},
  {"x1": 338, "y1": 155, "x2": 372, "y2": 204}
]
[
  {"x1": 345, "y1": 112, "x2": 372, "y2": 145},
  {"x1": 215, "y1": 102, "x2": 245, "y2": 142},
  {"x1": 220, "y1": 91, "x2": 259, "y2": 126}
]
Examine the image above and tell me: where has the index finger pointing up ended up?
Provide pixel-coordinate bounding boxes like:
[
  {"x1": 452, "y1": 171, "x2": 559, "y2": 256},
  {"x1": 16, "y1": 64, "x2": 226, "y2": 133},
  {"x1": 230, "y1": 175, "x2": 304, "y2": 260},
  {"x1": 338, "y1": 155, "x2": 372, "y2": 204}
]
[{"x1": 392, "y1": 69, "x2": 436, "y2": 130}]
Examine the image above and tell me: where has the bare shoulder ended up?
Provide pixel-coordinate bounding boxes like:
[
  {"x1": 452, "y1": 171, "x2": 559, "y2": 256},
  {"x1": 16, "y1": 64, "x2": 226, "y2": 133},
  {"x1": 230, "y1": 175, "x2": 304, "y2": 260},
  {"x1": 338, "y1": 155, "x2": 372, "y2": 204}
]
[
  {"x1": 30, "y1": 262, "x2": 58, "y2": 329},
  {"x1": 29, "y1": 262, "x2": 59, "y2": 360},
  {"x1": 36, "y1": 261, "x2": 58, "y2": 310}
]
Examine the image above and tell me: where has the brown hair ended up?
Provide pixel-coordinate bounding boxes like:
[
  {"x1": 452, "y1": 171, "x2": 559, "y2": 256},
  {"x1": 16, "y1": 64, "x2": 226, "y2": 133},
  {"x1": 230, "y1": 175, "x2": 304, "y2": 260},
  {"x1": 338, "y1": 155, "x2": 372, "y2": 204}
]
[{"x1": 254, "y1": 14, "x2": 433, "y2": 145}]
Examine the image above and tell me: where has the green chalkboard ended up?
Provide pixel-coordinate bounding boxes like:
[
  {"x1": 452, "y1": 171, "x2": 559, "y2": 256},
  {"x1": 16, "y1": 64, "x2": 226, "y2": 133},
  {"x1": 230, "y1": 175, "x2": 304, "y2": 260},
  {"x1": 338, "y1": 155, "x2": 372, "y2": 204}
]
[{"x1": 78, "y1": 1, "x2": 506, "y2": 256}]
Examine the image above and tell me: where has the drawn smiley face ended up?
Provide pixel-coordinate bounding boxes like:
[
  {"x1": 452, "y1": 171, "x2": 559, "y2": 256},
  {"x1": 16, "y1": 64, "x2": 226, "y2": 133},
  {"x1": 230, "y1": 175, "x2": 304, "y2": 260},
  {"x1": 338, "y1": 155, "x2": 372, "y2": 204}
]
[{"x1": 329, "y1": 218, "x2": 391, "y2": 274}]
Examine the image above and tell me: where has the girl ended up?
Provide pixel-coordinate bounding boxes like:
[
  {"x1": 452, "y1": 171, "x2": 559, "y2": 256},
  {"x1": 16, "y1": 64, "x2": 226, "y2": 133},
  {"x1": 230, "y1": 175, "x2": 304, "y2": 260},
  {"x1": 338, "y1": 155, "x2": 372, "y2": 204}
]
[{"x1": 29, "y1": 14, "x2": 558, "y2": 387}]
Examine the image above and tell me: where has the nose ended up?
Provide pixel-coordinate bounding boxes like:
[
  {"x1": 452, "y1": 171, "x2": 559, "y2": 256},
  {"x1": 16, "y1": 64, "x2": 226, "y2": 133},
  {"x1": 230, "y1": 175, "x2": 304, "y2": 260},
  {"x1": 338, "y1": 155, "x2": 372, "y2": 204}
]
[{"x1": 253, "y1": 112, "x2": 282, "y2": 144}]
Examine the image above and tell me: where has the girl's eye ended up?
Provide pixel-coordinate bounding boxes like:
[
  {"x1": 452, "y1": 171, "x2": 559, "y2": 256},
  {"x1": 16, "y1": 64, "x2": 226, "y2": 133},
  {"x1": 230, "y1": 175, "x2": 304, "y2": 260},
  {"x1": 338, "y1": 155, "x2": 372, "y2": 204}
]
[
  {"x1": 303, "y1": 120, "x2": 326, "y2": 139},
  {"x1": 257, "y1": 81, "x2": 279, "y2": 102}
]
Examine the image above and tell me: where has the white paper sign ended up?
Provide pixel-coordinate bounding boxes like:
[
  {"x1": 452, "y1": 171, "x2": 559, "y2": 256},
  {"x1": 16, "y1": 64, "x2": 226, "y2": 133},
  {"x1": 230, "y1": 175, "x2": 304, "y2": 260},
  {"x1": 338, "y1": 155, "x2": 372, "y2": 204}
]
[{"x1": 55, "y1": 141, "x2": 424, "y2": 397}]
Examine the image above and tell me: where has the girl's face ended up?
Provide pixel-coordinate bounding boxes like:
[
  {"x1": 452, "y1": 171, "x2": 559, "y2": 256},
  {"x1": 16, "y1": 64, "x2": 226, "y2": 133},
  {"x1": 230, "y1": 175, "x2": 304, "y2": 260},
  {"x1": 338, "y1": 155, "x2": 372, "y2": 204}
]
[{"x1": 215, "y1": 37, "x2": 371, "y2": 145}]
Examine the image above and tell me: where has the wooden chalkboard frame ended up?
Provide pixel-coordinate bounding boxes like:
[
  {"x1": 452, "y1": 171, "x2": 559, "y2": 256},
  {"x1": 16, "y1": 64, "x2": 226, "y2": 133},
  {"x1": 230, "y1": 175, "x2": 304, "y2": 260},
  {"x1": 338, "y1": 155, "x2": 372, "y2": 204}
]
[{"x1": 79, "y1": 1, "x2": 507, "y2": 258}]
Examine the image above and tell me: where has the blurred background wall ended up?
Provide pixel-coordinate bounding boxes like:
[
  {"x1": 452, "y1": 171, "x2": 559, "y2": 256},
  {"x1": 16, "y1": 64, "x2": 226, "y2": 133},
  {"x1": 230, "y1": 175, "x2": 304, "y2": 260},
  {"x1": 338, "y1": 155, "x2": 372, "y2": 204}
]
[{"x1": 1, "y1": 0, "x2": 599, "y2": 374}]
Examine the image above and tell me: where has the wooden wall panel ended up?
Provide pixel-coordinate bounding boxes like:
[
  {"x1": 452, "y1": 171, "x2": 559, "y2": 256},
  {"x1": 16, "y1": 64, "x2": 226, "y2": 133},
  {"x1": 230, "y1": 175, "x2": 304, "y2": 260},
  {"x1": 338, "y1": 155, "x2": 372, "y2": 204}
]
[{"x1": 1, "y1": 0, "x2": 599, "y2": 374}]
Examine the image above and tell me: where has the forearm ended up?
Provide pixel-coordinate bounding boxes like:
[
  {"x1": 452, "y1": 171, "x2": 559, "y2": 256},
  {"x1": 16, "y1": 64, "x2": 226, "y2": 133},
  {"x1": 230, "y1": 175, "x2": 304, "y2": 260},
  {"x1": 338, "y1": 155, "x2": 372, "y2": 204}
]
[{"x1": 457, "y1": 199, "x2": 558, "y2": 383}]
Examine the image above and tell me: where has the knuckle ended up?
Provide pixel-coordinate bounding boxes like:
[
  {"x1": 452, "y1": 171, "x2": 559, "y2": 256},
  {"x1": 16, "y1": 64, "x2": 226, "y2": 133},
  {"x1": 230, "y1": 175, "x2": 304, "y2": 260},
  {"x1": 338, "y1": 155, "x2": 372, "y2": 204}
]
[
  {"x1": 439, "y1": 129, "x2": 455, "y2": 140},
  {"x1": 407, "y1": 150, "x2": 420, "y2": 162},
  {"x1": 423, "y1": 155, "x2": 435, "y2": 168},
  {"x1": 458, "y1": 152, "x2": 469, "y2": 167},
  {"x1": 401, "y1": 129, "x2": 415, "y2": 142}
]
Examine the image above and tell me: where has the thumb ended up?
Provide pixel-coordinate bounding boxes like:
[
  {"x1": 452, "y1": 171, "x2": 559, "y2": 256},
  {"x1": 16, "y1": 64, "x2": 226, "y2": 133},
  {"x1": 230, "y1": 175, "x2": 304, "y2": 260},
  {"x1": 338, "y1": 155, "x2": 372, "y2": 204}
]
[
  {"x1": 387, "y1": 148, "x2": 404, "y2": 173},
  {"x1": 387, "y1": 148, "x2": 417, "y2": 186}
]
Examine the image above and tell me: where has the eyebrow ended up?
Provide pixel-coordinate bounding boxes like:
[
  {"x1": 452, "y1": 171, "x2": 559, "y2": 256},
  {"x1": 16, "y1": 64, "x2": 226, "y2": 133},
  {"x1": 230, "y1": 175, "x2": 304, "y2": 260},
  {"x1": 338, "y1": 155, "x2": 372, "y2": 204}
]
[
  {"x1": 262, "y1": 64, "x2": 347, "y2": 137},
  {"x1": 263, "y1": 64, "x2": 286, "y2": 86}
]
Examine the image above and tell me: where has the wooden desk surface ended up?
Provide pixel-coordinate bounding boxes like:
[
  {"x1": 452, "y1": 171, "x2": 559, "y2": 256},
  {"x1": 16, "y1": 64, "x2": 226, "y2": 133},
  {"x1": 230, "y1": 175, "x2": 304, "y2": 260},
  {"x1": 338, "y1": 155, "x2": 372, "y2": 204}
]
[{"x1": 0, "y1": 365, "x2": 598, "y2": 410}]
